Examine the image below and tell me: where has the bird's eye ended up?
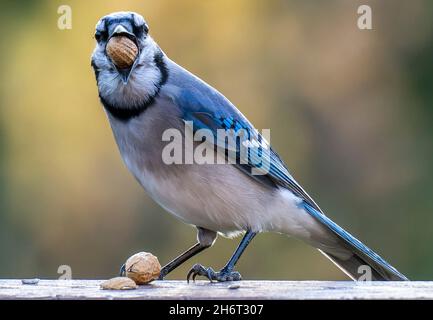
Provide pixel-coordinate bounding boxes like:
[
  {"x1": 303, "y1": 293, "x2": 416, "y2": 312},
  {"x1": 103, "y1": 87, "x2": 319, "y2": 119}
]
[
  {"x1": 94, "y1": 31, "x2": 107, "y2": 42},
  {"x1": 132, "y1": 14, "x2": 148, "y2": 34},
  {"x1": 132, "y1": 23, "x2": 149, "y2": 38}
]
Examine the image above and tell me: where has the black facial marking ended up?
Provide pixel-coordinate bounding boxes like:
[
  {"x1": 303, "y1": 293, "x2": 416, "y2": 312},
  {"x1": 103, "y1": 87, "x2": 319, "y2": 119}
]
[
  {"x1": 105, "y1": 17, "x2": 148, "y2": 38},
  {"x1": 132, "y1": 22, "x2": 148, "y2": 39},
  {"x1": 99, "y1": 49, "x2": 169, "y2": 122},
  {"x1": 91, "y1": 59, "x2": 99, "y2": 79},
  {"x1": 154, "y1": 50, "x2": 169, "y2": 85},
  {"x1": 132, "y1": 24, "x2": 146, "y2": 40},
  {"x1": 131, "y1": 12, "x2": 149, "y2": 36}
]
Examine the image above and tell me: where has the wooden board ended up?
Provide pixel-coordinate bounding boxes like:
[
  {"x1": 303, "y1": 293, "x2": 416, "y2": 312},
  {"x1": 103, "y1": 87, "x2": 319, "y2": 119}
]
[{"x1": 0, "y1": 280, "x2": 432, "y2": 300}]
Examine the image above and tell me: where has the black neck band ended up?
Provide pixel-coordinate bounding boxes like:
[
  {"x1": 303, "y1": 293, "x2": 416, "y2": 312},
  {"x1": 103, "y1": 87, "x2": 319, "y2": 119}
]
[{"x1": 99, "y1": 50, "x2": 168, "y2": 122}]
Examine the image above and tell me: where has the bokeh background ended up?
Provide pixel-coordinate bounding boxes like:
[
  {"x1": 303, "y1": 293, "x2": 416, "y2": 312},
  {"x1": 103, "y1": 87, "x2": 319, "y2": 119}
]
[{"x1": 0, "y1": 0, "x2": 432, "y2": 280}]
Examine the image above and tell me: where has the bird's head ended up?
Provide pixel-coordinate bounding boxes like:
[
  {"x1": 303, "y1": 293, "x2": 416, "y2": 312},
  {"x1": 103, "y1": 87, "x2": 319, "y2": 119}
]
[{"x1": 91, "y1": 12, "x2": 167, "y2": 113}]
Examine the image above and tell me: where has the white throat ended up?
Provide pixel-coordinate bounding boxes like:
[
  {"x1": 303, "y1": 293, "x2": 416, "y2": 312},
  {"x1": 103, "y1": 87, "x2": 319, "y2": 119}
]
[{"x1": 97, "y1": 36, "x2": 162, "y2": 109}]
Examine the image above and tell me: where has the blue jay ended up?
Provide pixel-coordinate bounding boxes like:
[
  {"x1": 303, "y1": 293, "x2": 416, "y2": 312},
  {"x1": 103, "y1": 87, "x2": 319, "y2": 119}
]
[{"x1": 91, "y1": 12, "x2": 408, "y2": 282}]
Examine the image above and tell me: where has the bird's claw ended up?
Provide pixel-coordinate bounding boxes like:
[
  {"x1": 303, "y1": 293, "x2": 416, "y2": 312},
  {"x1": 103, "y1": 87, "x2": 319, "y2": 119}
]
[{"x1": 187, "y1": 263, "x2": 242, "y2": 283}]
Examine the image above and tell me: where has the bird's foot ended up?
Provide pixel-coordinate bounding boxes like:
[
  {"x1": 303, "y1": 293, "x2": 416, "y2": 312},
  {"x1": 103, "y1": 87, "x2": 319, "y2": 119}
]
[{"x1": 187, "y1": 263, "x2": 242, "y2": 283}]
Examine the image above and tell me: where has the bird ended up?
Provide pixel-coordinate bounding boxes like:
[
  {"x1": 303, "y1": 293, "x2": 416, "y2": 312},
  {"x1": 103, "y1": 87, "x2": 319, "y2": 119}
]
[{"x1": 91, "y1": 11, "x2": 408, "y2": 282}]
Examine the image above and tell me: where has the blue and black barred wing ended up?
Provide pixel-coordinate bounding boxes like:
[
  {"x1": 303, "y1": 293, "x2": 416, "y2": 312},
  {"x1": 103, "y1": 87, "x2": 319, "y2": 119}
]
[{"x1": 176, "y1": 88, "x2": 322, "y2": 213}]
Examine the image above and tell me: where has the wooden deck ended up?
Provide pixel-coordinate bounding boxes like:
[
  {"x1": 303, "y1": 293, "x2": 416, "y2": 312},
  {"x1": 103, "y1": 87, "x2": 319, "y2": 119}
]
[{"x1": 0, "y1": 280, "x2": 432, "y2": 300}]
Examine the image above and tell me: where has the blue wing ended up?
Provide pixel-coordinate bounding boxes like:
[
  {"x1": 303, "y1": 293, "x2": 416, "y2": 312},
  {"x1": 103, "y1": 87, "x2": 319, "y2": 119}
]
[{"x1": 175, "y1": 87, "x2": 322, "y2": 212}]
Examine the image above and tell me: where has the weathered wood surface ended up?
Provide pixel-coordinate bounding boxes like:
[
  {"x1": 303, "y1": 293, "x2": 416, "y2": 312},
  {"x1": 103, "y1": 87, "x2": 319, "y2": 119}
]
[{"x1": 0, "y1": 280, "x2": 432, "y2": 300}]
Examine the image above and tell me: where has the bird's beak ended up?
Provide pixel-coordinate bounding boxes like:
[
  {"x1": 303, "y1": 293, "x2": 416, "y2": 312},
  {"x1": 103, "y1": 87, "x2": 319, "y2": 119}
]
[
  {"x1": 110, "y1": 25, "x2": 135, "y2": 39},
  {"x1": 108, "y1": 25, "x2": 139, "y2": 84}
]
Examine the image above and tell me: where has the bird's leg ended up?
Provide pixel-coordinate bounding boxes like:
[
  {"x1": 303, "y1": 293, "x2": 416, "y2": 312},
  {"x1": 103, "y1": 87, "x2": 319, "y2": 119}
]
[
  {"x1": 158, "y1": 227, "x2": 217, "y2": 279},
  {"x1": 187, "y1": 230, "x2": 257, "y2": 283},
  {"x1": 120, "y1": 227, "x2": 217, "y2": 279},
  {"x1": 158, "y1": 242, "x2": 208, "y2": 279}
]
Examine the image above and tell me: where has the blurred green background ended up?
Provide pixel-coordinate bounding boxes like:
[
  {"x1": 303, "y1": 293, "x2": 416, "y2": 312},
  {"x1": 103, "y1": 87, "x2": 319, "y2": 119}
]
[{"x1": 0, "y1": 0, "x2": 432, "y2": 280}]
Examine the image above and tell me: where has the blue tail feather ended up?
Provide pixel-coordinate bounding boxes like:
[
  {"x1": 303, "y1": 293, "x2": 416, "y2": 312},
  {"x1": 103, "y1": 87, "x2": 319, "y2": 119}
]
[{"x1": 302, "y1": 202, "x2": 408, "y2": 281}]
